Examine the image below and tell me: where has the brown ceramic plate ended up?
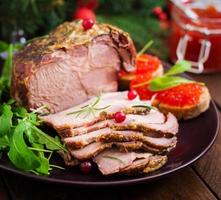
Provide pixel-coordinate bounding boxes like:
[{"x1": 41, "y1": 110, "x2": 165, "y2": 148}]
[{"x1": 0, "y1": 100, "x2": 219, "y2": 187}]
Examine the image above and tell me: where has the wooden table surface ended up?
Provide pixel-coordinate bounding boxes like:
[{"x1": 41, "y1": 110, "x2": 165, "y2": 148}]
[{"x1": 0, "y1": 73, "x2": 221, "y2": 200}]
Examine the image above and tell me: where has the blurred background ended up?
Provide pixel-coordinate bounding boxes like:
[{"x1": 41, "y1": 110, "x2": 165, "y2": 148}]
[
  {"x1": 1, "y1": 0, "x2": 221, "y2": 74},
  {"x1": 0, "y1": 0, "x2": 169, "y2": 59}
]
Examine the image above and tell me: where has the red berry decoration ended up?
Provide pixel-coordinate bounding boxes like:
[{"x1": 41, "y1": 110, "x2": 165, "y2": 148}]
[
  {"x1": 114, "y1": 112, "x2": 126, "y2": 123},
  {"x1": 80, "y1": 161, "x2": 92, "y2": 174},
  {"x1": 74, "y1": 7, "x2": 96, "y2": 21},
  {"x1": 128, "y1": 90, "x2": 138, "y2": 100},
  {"x1": 158, "y1": 13, "x2": 168, "y2": 21},
  {"x1": 153, "y1": 6, "x2": 163, "y2": 16},
  {"x1": 82, "y1": 18, "x2": 94, "y2": 30}
]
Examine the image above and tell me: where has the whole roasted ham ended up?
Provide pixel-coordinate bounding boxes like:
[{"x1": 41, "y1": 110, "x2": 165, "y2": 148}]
[
  {"x1": 42, "y1": 92, "x2": 179, "y2": 175},
  {"x1": 11, "y1": 21, "x2": 136, "y2": 113}
]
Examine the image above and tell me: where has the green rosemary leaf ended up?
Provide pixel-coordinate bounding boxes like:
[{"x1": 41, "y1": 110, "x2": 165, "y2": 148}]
[
  {"x1": 91, "y1": 95, "x2": 101, "y2": 107},
  {"x1": 94, "y1": 105, "x2": 111, "y2": 111},
  {"x1": 132, "y1": 105, "x2": 153, "y2": 111}
]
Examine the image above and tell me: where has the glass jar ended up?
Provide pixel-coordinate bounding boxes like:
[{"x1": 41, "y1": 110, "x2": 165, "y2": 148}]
[{"x1": 169, "y1": 1, "x2": 221, "y2": 73}]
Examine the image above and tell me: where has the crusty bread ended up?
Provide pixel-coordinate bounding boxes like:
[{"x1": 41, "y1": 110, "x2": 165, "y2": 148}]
[
  {"x1": 152, "y1": 86, "x2": 210, "y2": 120},
  {"x1": 152, "y1": 64, "x2": 164, "y2": 78}
]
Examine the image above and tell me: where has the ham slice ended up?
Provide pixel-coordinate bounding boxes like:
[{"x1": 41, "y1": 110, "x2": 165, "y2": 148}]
[
  {"x1": 143, "y1": 136, "x2": 177, "y2": 149},
  {"x1": 121, "y1": 155, "x2": 167, "y2": 174},
  {"x1": 71, "y1": 141, "x2": 144, "y2": 160},
  {"x1": 64, "y1": 110, "x2": 166, "y2": 137},
  {"x1": 41, "y1": 91, "x2": 152, "y2": 131},
  {"x1": 94, "y1": 149, "x2": 167, "y2": 175},
  {"x1": 93, "y1": 149, "x2": 152, "y2": 175},
  {"x1": 64, "y1": 128, "x2": 144, "y2": 149}
]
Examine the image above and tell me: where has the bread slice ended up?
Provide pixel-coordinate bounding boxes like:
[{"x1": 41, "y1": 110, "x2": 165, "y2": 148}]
[
  {"x1": 152, "y1": 64, "x2": 164, "y2": 78},
  {"x1": 152, "y1": 86, "x2": 210, "y2": 120}
]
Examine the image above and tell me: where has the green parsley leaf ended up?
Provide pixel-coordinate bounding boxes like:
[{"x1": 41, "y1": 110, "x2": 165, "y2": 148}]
[
  {"x1": 149, "y1": 76, "x2": 194, "y2": 91},
  {"x1": 0, "y1": 104, "x2": 13, "y2": 137},
  {"x1": 27, "y1": 123, "x2": 66, "y2": 152},
  {"x1": 0, "y1": 135, "x2": 9, "y2": 150},
  {"x1": 8, "y1": 121, "x2": 41, "y2": 171},
  {"x1": 164, "y1": 60, "x2": 191, "y2": 76},
  {"x1": 31, "y1": 143, "x2": 50, "y2": 175}
]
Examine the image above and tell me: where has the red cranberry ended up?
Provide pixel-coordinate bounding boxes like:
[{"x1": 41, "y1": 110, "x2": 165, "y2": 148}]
[
  {"x1": 153, "y1": 6, "x2": 163, "y2": 16},
  {"x1": 114, "y1": 112, "x2": 126, "y2": 123},
  {"x1": 82, "y1": 18, "x2": 94, "y2": 31},
  {"x1": 128, "y1": 90, "x2": 138, "y2": 100},
  {"x1": 158, "y1": 13, "x2": 168, "y2": 21},
  {"x1": 80, "y1": 161, "x2": 92, "y2": 174}
]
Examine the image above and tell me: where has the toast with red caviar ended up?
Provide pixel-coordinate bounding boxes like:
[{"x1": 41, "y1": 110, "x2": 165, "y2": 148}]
[{"x1": 152, "y1": 84, "x2": 210, "y2": 120}]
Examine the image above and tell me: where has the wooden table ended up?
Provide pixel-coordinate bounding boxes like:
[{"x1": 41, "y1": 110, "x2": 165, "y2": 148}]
[{"x1": 0, "y1": 73, "x2": 221, "y2": 200}]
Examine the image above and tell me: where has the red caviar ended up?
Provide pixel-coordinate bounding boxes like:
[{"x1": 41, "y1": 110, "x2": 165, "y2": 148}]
[
  {"x1": 136, "y1": 54, "x2": 161, "y2": 74},
  {"x1": 156, "y1": 83, "x2": 202, "y2": 107},
  {"x1": 130, "y1": 73, "x2": 154, "y2": 100}
]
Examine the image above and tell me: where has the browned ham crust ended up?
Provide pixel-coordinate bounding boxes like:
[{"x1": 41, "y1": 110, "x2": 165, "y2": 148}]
[{"x1": 11, "y1": 21, "x2": 136, "y2": 113}]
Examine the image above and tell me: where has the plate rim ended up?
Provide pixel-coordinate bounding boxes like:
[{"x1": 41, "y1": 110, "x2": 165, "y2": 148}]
[{"x1": 0, "y1": 100, "x2": 219, "y2": 187}]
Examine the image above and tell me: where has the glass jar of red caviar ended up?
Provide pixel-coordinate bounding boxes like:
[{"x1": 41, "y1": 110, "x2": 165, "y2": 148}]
[{"x1": 169, "y1": 0, "x2": 221, "y2": 73}]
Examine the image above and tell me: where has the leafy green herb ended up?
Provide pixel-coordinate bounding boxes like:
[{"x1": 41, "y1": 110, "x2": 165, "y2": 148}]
[
  {"x1": 0, "y1": 135, "x2": 9, "y2": 150},
  {"x1": 164, "y1": 60, "x2": 191, "y2": 76},
  {"x1": 8, "y1": 120, "x2": 41, "y2": 171},
  {"x1": 0, "y1": 102, "x2": 67, "y2": 175},
  {"x1": 132, "y1": 104, "x2": 153, "y2": 111},
  {"x1": 137, "y1": 40, "x2": 154, "y2": 56},
  {"x1": 103, "y1": 155, "x2": 125, "y2": 164},
  {"x1": 0, "y1": 41, "x2": 22, "y2": 101},
  {"x1": 149, "y1": 76, "x2": 194, "y2": 91},
  {"x1": 0, "y1": 104, "x2": 13, "y2": 137},
  {"x1": 27, "y1": 125, "x2": 66, "y2": 152},
  {"x1": 149, "y1": 60, "x2": 195, "y2": 92},
  {"x1": 67, "y1": 95, "x2": 111, "y2": 118}
]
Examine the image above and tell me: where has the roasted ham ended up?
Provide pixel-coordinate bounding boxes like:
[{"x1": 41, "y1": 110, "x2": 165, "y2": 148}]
[
  {"x1": 41, "y1": 92, "x2": 179, "y2": 175},
  {"x1": 93, "y1": 149, "x2": 167, "y2": 175},
  {"x1": 12, "y1": 22, "x2": 136, "y2": 113}
]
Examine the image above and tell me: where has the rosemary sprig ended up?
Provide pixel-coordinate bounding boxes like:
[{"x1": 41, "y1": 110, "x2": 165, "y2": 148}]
[
  {"x1": 66, "y1": 95, "x2": 111, "y2": 118},
  {"x1": 132, "y1": 104, "x2": 153, "y2": 111}
]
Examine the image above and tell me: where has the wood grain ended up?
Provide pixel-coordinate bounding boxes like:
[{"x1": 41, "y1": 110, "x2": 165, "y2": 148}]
[
  {"x1": 194, "y1": 112, "x2": 221, "y2": 199},
  {"x1": 1, "y1": 167, "x2": 217, "y2": 200},
  {"x1": 0, "y1": 174, "x2": 10, "y2": 200},
  {"x1": 120, "y1": 168, "x2": 217, "y2": 200}
]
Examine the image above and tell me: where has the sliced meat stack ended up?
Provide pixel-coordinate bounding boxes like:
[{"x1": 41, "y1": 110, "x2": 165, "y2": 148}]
[{"x1": 42, "y1": 92, "x2": 179, "y2": 175}]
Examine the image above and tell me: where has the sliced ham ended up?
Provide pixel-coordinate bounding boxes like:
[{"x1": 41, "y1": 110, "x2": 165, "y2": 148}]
[
  {"x1": 64, "y1": 128, "x2": 144, "y2": 149},
  {"x1": 93, "y1": 149, "x2": 152, "y2": 175},
  {"x1": 65, "y1": 110, "x2": 166, "y2": 137},
  {"x1": 71, "y1": 142, "x2": 112, "y2": 160},
  {"x1": 41, "y1": 91, "x2": 152, "y2": 131},
  {"x1": 66, "y1": 120, "x2": 111, "y2": 137},
  {"x1": 40, "y1": 92, "x2": 179, "y2": 175},
  {"x1": 143, "y1": 136, "x2": 177, "y2": 149},
  {"x1": 143, "y1": 155, "x2": 168, "y2": 173},
  {"x1": 71, "y1": 141, "x2": 144, "y2": 160},
  {"x1": 119, "y1": 155, "x2": 167, "y2": 174},
  {"x1": 112, "y1": 113, "x2": 178, "y2": 136}
]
